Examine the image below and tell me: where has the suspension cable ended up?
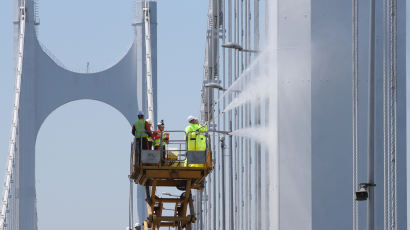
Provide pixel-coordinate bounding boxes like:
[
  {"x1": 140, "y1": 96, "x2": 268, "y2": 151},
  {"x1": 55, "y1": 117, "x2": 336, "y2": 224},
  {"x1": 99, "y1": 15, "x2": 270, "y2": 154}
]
[
  {"x1": 387, "y1": 0, "x2": 392, "y2": 227},
  {"x1": 383, "y1": 0, "x2": 388, "y2": 227},
  {"x1": 143, "y1": 0, "x2": 155, "y2": 124},
  {"x1": 388, "y1": 0, "x2": 394, "y2": 227},
  {"x1": 390, "y1": 0, "x2": 398, "y2": 227},
  {"x1": 129, "y1": 179, "x2": 134, "y2": 229},
  {"x1": 0, "y1": 1, "x2": 26, "y2": 229},
  {"x1": 352, "y1": 0, "x2": 359, "y2": 228},
  {"x1": 383, "y1": 0, "x2": 399, "y2": 228}
]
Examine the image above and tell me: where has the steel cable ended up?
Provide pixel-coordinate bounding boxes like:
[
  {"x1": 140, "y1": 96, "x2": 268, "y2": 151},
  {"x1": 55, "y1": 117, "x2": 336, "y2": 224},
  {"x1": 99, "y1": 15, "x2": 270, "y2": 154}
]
[
  {"x1": 382, "y1": 0, "x2": 388, "y2": 228},
  {"x1": 387, "y1": 0, "x2": 392, "y2": 225},
  {"x1": 129, "y1": 179, "x2": 134, "y2": 229},
  {"x1": 384, "y1": 0, "x2": 392, "y2": 228},
  {"x1": 352, "y1": 0, "x2": 359, "y2": 228},
  {"x1": 0, "y1": 1, "x2": 26, "y2": 228},
  {"x1": 391, "y1": 0, "x2": 398, "y2": 227},
  {"x1": 383, "y1": 0, "x2": 400, "y2": 228},
  {"x1": 389, "y1": 0, "x2": 396, "y2": 227}
]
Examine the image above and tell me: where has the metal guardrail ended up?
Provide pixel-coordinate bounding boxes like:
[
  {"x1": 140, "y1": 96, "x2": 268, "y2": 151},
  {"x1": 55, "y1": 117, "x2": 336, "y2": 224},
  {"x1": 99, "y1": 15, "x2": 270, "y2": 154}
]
[{"x1": 130, "y1": 130, "x2": 212, "y2": 176}]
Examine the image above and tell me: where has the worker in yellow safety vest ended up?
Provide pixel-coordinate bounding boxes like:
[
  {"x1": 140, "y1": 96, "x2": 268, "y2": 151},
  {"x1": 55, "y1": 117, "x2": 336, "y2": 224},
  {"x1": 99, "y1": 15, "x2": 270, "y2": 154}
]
[
  {"x1": 146, "y1": 119, "x2": 154, "y2": 150},
  {"x1": 185, "y1": 116, "x2": 208, "y2": 151},
  {"x1": 131, "y1": 111, "x2": 152, "y2": 150},
  {"x1": 184, "y1": 116, "x2": 208, "y2": 167},
  {"x1": 153, "y1": 121, "x2": 169, "y2": 150}
]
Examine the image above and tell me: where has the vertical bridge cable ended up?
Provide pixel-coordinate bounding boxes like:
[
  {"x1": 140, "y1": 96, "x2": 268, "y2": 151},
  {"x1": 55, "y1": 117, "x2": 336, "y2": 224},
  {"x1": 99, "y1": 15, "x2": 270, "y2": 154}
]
[
  {"x1": 143, "y1": 0, "x2": 155, "y2": 124},
  {"x1": 392, "y1": 0, "x2": 398, "y2": 227},
  {"x1": 388, "y1": 0, "x2": 398, "y2": 228},
  {"x1": 388, "y1": 0, "x2": 393, "y2": 224},
  {"x1": 387, "y1": 1, "x2": 392, "y2": 227},
  {"x1": 382, "y1": 0, "x2": 388, "y2": 228},
  {"x1": 352, "y1": 0, "x2": 359, "y2": 229},
  {"x1": 0, "y1": 0, "x2": 26, "y2": 229},
  {"x1": 129, "y1": 179, "x2": 134, "y2": 229},
  {"x1": 388, "y1": 0, "x2": 396, "y2": 228},
  {"x1": 221, "y1": 0, "x2": 227, "y2": 228},
  {"x1": 383, "y1": 0, "x2": 398, "y2": 228},
  {"x1": 239, "y1": 0, "x2": 244, "y2": 229},
  {"x1": 390, "y1": 0, "x2": 394, "y2": 227}
]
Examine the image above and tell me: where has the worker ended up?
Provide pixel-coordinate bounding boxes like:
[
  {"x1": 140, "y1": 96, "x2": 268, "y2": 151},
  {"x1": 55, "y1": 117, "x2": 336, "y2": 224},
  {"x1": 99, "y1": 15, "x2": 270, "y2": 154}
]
[
  {"x1": 153, "y1": 120, "x2": 169, "y2": 150},
  {"x1": 185, "y1": 116, "x2": 208, "y2": 151},
  {"x1": 184, "y1": 116, "x2": 208, "y2": 167},
  {"x1": 134, "y1": 223, "x2": 141, "y2": 230},
  {"x1": 131, "y1": 111, "x2": 152, "y2": 150},
  {"x1": 146, "y1": 119, "x2": 154, "y2": 150}
]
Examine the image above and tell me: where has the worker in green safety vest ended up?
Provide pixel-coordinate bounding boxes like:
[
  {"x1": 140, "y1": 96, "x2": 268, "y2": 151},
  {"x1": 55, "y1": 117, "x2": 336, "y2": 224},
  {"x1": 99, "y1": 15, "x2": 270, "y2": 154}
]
[
  {"x1": 131, "y1": 111, "x2": 152, "y2": 150},
  {"x1": 153, "y1": 121, "x2": 169, "y2": 150},
  {"x1": 185, "y1": 116, "x2": 208, "y2": 151},
  {"x1": 184, "y1": 116, "x2": 208, "y2": 167},
  {"x1": 146, "y1": 119, "x2": 154, "y2": 150}
]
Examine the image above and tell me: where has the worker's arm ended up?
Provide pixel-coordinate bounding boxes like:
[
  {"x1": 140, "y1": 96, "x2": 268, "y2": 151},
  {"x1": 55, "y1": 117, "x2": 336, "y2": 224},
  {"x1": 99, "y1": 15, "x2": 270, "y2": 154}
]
[
  {"x1": 165, "y1": 133, "x2": 170, "y2": 144},
  {"x1": 145, "y1": 121, "x2": 153, "y2": 137},
  {"x1": 185, "y1": 126, "x2": 191, "y2": 141},
  {"x1": 131, "y1": 124, "x2": 136, "y2": 136},
  {"x1": 200, "y1": 122, "x2": 209, "y2": 131},
  {"x1": 153, "y1": 131, "x2": 160, "y2": 140}
]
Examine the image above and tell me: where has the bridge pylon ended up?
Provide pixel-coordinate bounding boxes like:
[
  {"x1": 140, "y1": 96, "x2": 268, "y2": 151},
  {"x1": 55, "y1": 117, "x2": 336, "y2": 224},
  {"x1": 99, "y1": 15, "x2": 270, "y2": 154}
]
[{"x1": 0, "y1": 1, "x2": 157, "y2": 229}]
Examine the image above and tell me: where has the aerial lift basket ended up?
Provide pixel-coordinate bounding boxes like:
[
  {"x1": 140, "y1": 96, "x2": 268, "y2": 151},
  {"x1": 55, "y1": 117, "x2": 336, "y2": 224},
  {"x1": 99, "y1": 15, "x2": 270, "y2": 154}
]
[{"x1": 129, "y1": 130, "x2": 213, "y2": 230}]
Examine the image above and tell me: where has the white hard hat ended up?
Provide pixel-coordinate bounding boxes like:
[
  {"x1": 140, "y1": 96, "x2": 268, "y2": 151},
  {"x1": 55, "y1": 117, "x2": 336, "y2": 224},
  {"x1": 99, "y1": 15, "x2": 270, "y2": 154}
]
[
  {"x1": 137, "y1": 111, "x2": 144, "y2": 116},
  {"x1": 146, "y1": 119, "x2": 152, "y2": 124},
  {"x1": 157, "y1": 122, "x2": 164, "y2": 126},
  {"x1": 187, "y1": 115, "x2": 196, "y2": 122}
]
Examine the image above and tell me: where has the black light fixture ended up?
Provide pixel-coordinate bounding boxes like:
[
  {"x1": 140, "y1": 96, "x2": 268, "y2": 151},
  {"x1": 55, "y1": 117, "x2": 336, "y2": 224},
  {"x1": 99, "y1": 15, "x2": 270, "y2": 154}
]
[{"x1": 355, "y1": 183, "x2": 376, "y2": 201}]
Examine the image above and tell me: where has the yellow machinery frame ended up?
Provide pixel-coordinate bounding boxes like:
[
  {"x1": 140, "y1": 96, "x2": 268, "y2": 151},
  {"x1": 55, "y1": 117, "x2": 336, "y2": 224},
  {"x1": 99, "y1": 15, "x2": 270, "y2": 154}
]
[{"x1": 130, "y1": 131, "x2": 213, "y2": 229}]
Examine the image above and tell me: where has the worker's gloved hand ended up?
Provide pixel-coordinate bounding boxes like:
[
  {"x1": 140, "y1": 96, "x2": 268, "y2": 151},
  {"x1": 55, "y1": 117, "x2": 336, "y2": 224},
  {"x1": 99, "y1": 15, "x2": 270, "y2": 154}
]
[{"x1": 201, "y1": 121, "x2": 208, "y2": 127}]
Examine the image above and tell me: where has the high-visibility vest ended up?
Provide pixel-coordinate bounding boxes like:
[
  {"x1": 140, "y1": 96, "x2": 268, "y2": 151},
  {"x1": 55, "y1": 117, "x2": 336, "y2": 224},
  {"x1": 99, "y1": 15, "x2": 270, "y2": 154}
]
[
  {"x1": 195, "y1": 125, "x2": 208, "y2": 150},
  {"x1": 185, "y1": 124, "x2": 208, "y2": 151},
  {"x1": 184, "y1": 124, "x2": 208, "y2": 167},
  {"x1": 185, "y1": 124, "x2": 198, "y2": 151},
  {"x1": 134, "y1": 119, "x2": 148, "y2": 138},
  {"x1": 154, "y1": 131, "x2": 169, "y2": 146}
]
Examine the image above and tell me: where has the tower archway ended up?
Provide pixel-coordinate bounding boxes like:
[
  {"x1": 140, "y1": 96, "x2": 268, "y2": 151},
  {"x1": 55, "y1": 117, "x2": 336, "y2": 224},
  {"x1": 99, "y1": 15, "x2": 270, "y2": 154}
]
[
  {"x1": 35, "y1": 100, "x2": 131, "y2": 229},
  {"x1": 2, "y1": 1, "x2": 157, "y2": 229}
]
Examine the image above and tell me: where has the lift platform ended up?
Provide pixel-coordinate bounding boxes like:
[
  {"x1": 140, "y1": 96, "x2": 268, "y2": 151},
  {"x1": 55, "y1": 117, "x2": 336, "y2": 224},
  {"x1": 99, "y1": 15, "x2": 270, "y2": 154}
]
[{"x1": 130, "y1": 130, "x2": 213, "y2": 230}]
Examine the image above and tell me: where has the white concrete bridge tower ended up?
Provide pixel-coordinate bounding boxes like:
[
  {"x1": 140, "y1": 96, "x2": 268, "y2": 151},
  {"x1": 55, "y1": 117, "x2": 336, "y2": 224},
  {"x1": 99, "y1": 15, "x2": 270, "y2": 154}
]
[{"x1": 0, "y1": 0, "x2": 157, "y2": 229}]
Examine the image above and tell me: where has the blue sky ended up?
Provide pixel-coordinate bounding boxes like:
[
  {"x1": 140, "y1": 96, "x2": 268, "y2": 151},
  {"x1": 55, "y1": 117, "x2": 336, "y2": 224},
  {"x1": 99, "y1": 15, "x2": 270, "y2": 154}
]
[{"x1": 0, "y1": 0, "x2": 208, "y2": 229}]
